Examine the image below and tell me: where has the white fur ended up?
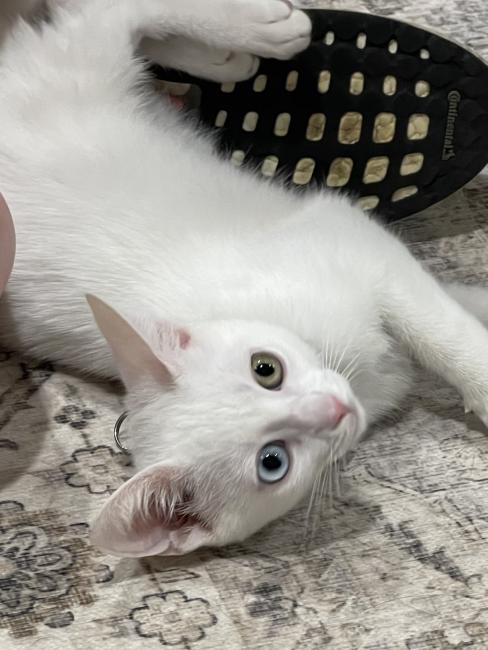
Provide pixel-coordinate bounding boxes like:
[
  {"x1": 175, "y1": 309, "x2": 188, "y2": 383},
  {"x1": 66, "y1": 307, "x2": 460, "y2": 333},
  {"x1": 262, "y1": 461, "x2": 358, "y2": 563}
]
[{"x1": 1, "y1": 0, "x2": 488, "y2": 557}]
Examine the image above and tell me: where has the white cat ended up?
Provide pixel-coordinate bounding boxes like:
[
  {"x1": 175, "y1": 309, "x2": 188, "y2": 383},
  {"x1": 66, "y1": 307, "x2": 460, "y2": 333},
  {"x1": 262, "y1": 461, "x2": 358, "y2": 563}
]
[{"x1": 1, "y1": 0, "x2": 488, "y2": 558}]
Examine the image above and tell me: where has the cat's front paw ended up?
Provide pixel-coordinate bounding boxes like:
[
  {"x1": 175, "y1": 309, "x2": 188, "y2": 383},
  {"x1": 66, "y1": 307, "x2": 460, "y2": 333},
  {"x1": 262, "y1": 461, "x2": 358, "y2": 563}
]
[
  {"x1": 142, "y1": 36, "x2": 259, "y2": 82},
  {"x1": 230, "y1": 0, "x2": 312, "y2": 60},
  {"x1": 195, "y1": 52, "x2": 260, "y2": 83}
]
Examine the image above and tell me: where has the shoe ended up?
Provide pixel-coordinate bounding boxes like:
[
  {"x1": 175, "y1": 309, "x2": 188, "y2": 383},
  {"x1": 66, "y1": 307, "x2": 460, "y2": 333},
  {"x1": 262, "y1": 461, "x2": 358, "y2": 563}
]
[{"x1": 154, "y1": 9, "x2": 488, "y2": 222}]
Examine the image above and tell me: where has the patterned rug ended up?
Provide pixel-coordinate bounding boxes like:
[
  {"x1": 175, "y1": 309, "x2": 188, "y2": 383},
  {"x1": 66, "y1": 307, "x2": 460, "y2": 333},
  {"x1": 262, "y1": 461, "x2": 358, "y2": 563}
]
[{"x1": 2, "y1": 1, "x2": 488, "y2": 648}]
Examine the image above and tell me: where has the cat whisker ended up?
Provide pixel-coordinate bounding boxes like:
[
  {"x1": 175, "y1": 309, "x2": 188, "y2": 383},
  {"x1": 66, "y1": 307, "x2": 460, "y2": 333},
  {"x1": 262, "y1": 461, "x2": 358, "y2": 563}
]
[
  {"x1": 330, "y1": 344, "x2": 340, "y2": 374},
  {"x1": 333, "y1": 338, "x2": 352, "y2": 375},
  {"x1": 303, "y1": 431, "x2": 350, "y2": 549},
  {"x1": 333, "y1": 332, "x2": 361, "y2": 378},
  {"x1": 326, "y1": 435, "x2": 346, "y2": 501},
  {"x1": 326, "y1": 336, "x2": 333, "y2": 371},
  {"x1": 321, "y1": 333, "x2": 332, "y2": 371},
  {"x1": 319, "y1": 334, "x2": 328, "y2": 370},
  {"x1": 317, "y1": 458, "x2": 332, "y2": 525},
  {"x1": 317, "y1": 462, "x2": 330, "y2": 526},
  {"x1": 341, "y1": 350, "x2": 362, "y2": 380},
  {"x1": 304, "y1": 464, "x2": 327, "y2": 545},
  {"x1": 347, "y1": 367, "x2": 369, "y2": 384},
  {"x1": 305, "y1": 468, "x2": 321, "y2": 523},
  {"x1": 321, "y1": 446, "x2": 336, "y2": 515},
  {"x1": 333, "y1": 455, "x2": 341, "y2": 497}
]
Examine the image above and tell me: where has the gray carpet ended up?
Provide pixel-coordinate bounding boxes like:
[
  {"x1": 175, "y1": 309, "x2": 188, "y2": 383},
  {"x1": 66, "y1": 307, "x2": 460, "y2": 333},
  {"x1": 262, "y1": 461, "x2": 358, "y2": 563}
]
[{"x1": 1, "y1": 1, "x2": 488, "y2": 648}]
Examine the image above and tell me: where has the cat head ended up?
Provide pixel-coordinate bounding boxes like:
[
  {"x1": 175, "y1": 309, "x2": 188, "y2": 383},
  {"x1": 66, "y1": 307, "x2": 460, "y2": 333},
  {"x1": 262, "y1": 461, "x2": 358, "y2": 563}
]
[{"x1": 87, "y1": 295, "x2": 367, "y2": 557}]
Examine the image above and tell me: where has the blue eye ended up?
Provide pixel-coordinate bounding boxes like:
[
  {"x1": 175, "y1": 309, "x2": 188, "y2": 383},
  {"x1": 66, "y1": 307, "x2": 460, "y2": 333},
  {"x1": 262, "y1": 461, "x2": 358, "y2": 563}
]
[{"x1": 257, "y1": 443, "x2": 289, "y2": 483}]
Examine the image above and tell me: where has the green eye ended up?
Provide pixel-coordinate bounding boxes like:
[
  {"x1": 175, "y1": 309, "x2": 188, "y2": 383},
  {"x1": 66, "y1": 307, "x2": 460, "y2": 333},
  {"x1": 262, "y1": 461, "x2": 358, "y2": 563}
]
[{"x1": 251, "y1": 352, "x2": 284, "y2": 390}]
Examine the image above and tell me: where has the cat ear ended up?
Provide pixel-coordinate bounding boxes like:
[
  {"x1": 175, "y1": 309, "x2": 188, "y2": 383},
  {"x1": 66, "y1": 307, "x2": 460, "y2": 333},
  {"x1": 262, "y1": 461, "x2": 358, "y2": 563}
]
[
  {"x1": 0, "y1": 194, "x2": 16, "y2": 296},
  {"x1": 90, "y1": 463, "x2": 211, "y2": 557},
  {"x1": 86, "y1": 294, "x2": 189, "y2": 389}
]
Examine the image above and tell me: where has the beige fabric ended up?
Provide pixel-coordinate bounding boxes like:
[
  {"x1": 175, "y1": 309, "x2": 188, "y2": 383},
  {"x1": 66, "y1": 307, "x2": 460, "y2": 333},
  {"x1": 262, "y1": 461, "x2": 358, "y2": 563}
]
[{"x1": 2, "y1": 1, "x2": 488, "y2": 648}]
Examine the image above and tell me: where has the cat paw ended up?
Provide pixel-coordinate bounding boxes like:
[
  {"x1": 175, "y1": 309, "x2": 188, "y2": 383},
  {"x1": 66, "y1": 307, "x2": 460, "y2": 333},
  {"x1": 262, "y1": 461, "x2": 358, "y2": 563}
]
[
  {"x1": 225, "y1": 0, "x2": 312, "y2": 60},
  {"x1": 191, "y1": 51, "x2": 259, "y2": 83},
  {"x1": 142, "y1": 37, "x2": 259, "y2": 82}
]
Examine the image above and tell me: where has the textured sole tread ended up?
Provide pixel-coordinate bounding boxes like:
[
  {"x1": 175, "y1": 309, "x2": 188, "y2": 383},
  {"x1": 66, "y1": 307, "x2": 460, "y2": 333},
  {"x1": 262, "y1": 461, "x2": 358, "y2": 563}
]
[{"x1": 154, "y1": 9, "x2": 488, "y2": 221}]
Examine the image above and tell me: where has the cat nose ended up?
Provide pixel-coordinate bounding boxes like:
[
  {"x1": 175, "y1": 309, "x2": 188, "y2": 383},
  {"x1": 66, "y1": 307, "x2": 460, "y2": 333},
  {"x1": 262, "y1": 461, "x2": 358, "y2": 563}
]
[
  {"x1": 296, "y1": 393, "x2": 353, "y2": 431},
  {"x1": 328, "y1": 396, "x2": 351, "y2": 428}
]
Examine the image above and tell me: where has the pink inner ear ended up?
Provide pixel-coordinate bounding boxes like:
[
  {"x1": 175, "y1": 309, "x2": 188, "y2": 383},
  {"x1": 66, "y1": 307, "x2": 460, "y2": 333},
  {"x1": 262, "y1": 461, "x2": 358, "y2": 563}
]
[
  {"x1": 90, "y1": 464, "x2": 209, "y2": 558},
  {"x1": 179, "y1": 329, "x2": 191, "y2": 349},
  {"x1": 154, "y1": 321, "x2": 191, "y2": 351},
  {"x1": 86, "y1": 295, "x2": 183, "y2": 390}
]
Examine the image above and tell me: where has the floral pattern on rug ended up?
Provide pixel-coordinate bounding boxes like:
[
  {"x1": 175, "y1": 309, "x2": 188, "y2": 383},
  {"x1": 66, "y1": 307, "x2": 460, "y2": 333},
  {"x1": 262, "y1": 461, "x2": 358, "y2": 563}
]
[{"x1": 1, "y1": 1, "x2": 488, "y2": 648}]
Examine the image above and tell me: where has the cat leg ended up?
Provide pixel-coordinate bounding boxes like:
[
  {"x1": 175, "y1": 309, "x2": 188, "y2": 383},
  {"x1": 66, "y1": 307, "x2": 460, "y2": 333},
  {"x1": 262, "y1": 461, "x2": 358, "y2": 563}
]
[
  {"x1": 1, "y1": 0, "x2": 310, "y2": 106},
  {"x1": 141, "y1": 36, "x2": 260, "y2": 83},
  {"x1": 134, "y1": 0, "x2": 312, "y2": 60},
  {"x1": 139, "y1": 0, "x2": 311, "y2": 82},
  {"x1": 48, "y1": 0, "x2": 311, "y2": 66},
  {"x1": 381, "y1": 245, "x2": 488, "y2": 426}
]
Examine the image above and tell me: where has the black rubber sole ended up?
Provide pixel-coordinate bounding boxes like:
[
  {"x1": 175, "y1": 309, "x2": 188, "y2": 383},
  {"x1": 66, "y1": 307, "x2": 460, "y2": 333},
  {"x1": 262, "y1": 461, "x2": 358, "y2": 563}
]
[{"x1": 153, "y1": 9, "x2": 488, "y2": 222}]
